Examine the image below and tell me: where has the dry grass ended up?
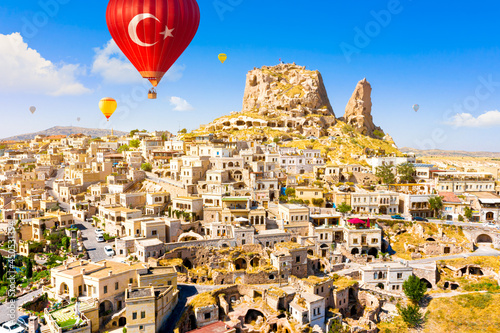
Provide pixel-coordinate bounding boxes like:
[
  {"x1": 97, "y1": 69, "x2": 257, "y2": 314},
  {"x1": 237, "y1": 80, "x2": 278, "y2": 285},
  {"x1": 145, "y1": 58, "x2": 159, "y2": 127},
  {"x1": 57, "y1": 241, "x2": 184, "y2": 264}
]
[
  {"x1": 377, "y1": 315, "x2": 410, "y2": 333},
  {"x1": 333, "y1": 276, "x2": 358, "y2": 290},
  {"x1": 440, "y1": 256, "x2": 500, "y2": 271},
  {"x1": 391, "y1": 232, "x2": 426, "y2": 260},
  {"x1": 425, "y1": 293, "x2": 500, "y2": 333},
  {"x1": 189, "y1": 292, "x2": 217, "y2": 308}
]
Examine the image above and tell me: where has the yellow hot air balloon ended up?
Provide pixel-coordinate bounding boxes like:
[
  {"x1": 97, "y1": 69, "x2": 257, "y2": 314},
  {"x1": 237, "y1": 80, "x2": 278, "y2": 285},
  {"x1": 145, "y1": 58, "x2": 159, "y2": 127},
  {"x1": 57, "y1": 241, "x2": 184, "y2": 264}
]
[
  {"x1": 218, "y1": 53, "x2": 227, "y2": 64},
  {"x1": 99, "y1": 98, "x2": 117, "y2": 121}
]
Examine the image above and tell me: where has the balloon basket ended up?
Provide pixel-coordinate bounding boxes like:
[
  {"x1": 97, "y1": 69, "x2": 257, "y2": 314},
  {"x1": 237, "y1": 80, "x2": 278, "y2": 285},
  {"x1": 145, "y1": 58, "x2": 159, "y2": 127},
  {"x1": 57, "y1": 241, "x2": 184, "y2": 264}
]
[{"x1": 148, "y1": 88, "x2": 157, "y2": 99}]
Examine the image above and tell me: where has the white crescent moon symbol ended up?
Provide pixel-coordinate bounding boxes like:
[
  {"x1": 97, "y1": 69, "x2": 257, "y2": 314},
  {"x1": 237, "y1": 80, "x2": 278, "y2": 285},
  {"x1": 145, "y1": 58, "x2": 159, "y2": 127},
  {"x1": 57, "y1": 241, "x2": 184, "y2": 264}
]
[{"x1": 128, "y1": 13, "x2": 160, "y2": 47}]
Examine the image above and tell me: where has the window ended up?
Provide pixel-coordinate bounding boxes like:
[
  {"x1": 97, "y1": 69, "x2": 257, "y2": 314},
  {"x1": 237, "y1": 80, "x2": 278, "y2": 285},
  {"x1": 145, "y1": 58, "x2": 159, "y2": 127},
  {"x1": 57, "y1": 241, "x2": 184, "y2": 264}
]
[
  {"x1": 133, "y1": 312, "x2": 137, "y2": 320},
  {"x1": 296, "y1": 256, "x2": 300, "y2": 263},
  {"x1": 397, "y1": 273, "x2": 403, "y2": 279},
  {"x1": 103, "y1": 286, "x2": 107, "y2": 294},
  {"x1": 129, "y1": 278, "x2": 133, "y2": 284},
  {"x1": 115, "y1": 282, "x2": 119, "y2": 290},
  {"x1": 152, "y1": 230, "x2": 157, "y2": 236},
  {"x1": 141, "y1": 311, "x2": 145, "y2": 319},
  {"x1": 204, "y1": 313, "x2": 211, "y2": 320},
  {"x1": 139, "y1": 326, "x2": 144, "y2": 330}
]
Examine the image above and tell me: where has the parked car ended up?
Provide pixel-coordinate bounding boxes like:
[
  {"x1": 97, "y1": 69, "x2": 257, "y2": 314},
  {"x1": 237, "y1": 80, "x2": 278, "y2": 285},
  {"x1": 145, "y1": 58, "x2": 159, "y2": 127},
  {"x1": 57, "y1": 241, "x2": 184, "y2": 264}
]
[
  {"x1": 95, "y1": 228, "x2": 104, "y2": 235},
  {"x1": 391, "y1": 215, "x2": 405, "y2": 220},
  {"x1": 96, "y1": 235, "x2": 105, "y2": 242},
  {"x1": 16, "y1": 316, "x2": 29, "y2": 328},
  {"x1": 412, "y1": 216, "x2": 429, "y2": 222},
  {"x1": 104, "y1": 246, "x2": 115, "y2": 257},
  {"x1": 0, "y1": 321, "x2": 26, "y2": 333}
]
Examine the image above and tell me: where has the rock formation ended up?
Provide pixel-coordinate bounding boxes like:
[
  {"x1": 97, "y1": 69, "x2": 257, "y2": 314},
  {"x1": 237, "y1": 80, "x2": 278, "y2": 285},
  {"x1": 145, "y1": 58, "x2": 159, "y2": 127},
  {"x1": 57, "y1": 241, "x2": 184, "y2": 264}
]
[
  {"x1": 193, "y1": 64, "x2": 399, "y2": 162},
  {"x1": 343, "y1": 78, "x2": 379, "y2": 137},
  {"x1": 242, "y1": 63, "x2": 334, "y2": 117}
]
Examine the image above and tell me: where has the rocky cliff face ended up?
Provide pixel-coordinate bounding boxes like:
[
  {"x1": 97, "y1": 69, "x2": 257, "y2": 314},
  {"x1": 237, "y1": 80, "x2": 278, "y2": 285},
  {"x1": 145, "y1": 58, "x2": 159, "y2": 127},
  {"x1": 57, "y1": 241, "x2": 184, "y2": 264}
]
[
  {"x1": 193, "y1": 64, "x2": 399, "y2": 163},
  {"x1": 342, "y1": 78, "x2": 380, "y2": 137},
  {"x1": 242, "y1": 64, "x2": 335, "y2": 117}
]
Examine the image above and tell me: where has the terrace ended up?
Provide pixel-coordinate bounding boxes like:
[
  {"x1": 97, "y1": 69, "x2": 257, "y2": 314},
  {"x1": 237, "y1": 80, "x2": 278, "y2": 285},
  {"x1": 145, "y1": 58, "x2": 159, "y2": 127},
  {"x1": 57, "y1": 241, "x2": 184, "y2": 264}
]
[{"x1": 45, "y1": 300, "x2": 95, "y2": 333}]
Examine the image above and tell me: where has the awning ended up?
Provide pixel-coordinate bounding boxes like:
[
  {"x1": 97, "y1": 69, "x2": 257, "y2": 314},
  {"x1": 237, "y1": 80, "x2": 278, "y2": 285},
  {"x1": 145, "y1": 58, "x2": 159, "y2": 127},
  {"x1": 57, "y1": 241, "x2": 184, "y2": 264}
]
[
  {"x1": 478, "y1": 198, "x2": 500, "y2": 204},
  {"x1": 348, "y1": 218, "x2": 365, "y2": 224}
]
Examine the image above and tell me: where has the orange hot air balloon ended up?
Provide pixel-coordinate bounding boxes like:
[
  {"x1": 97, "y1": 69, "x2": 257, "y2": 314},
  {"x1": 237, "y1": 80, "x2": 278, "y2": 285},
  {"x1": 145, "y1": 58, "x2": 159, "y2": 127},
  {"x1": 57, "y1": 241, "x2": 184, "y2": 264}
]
[{"x1": 99, "y1": 98, "x2": 117, "y2": 121}]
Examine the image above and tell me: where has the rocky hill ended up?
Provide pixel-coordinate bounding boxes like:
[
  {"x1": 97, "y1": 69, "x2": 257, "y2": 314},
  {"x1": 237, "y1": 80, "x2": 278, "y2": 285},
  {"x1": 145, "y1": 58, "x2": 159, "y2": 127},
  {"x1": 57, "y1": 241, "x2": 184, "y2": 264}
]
[
  {"x1": 191, "y1": 63, "x2": 402, "y2": 164},
  {"x1": 2, "y1": 126, "x2": 127, "y2": 141}
]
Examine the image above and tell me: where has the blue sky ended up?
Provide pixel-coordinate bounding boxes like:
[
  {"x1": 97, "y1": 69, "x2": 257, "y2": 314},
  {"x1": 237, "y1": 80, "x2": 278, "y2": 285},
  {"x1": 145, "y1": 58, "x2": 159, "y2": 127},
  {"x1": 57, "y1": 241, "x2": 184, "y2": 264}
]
[{"x1": 1, "y1": 0, "x2": 500, "y2": 151}]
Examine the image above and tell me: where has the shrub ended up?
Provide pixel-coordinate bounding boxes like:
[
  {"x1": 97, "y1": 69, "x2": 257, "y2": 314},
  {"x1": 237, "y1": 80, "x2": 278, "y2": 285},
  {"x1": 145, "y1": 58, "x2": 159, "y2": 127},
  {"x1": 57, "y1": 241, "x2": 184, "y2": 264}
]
[{"x1": 397, "y1": 303, "x2": 424, "y2": 328}]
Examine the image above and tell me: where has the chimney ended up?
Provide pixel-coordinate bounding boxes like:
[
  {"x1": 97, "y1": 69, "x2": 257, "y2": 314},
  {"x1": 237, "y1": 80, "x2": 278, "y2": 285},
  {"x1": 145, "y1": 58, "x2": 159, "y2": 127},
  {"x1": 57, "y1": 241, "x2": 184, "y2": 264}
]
[
  {"x1": 128, "y1": 283, "x2": 132, "y2": 293},
  {"x1": 108, "y1": 270, "x2": 113, "y2": 276},
  {"x1": 80, "y1": 259, "x2": 84, "y2": 266},
  {"x1": 103, "y1": 261, "x2": 107, "y2": 268},
  {"x1": 81, "y1": 268, "x2": 86, "y2": 274}
]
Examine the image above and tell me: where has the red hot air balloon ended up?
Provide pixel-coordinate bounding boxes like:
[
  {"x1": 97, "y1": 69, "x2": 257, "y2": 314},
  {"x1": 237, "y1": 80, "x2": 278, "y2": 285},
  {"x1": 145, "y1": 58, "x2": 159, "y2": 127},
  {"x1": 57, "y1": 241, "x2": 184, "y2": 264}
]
[{"x1": 106, "y1": 0, "x2": 200, "y2": 99}]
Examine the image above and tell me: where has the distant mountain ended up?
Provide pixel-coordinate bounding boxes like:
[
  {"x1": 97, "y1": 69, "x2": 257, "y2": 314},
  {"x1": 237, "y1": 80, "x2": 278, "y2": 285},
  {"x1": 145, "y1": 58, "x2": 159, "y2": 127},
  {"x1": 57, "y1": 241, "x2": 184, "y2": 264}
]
[
  {"x1": 1, "y1": 126, "x2": 128, "y2": 141},
  {"x1": 401, "y1": 147, "x2": 500, "y2": 158}
]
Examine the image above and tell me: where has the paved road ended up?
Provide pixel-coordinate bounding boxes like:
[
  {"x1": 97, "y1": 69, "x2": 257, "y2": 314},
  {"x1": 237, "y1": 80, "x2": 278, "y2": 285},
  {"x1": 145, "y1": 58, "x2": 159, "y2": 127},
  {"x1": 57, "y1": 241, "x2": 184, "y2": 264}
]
[
  {"x1": 46, "y1": 168, "x2": 108, "y2": 262},
  {"x1": 77, "y1": 218, "x2": 110, "y2": 262},
  {"x1": 0, "y1": 289, "x2": 43, "y2": 323}
]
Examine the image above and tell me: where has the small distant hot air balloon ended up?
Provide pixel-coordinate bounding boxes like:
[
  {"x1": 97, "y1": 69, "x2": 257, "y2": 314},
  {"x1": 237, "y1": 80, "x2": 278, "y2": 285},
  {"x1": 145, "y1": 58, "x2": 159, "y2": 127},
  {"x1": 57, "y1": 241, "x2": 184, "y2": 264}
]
[
  {"x1": 99, "y1": 98, "x2": 117, "y2": 121},
  {"x1": 77, "y1": 117, "x2": 81, "y2": 122},
  {"x1": 413, "y1": 104, "x2": 420, "y2": 112},
  {"x1": 218, "y1": 53, "x2": 227, "y2": 64},
  {"x1": 106, "y1": 0, "x2": 201, "y2": 99},
  {"x1": 29, "y1": 106, "x2": 36, "y2": 114}
]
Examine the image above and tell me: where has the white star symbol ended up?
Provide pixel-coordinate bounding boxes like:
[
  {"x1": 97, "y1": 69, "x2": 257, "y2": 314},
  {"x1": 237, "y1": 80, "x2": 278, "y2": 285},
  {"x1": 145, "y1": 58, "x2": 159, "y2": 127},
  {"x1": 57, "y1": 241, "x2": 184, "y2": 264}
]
[{"x1": 160, "y1": 26, "x2": 174, "y2": 39}]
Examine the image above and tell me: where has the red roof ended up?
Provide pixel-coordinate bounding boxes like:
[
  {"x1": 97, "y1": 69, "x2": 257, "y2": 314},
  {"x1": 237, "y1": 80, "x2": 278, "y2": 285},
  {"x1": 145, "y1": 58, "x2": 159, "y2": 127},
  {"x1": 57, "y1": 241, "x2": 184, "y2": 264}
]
[
  {"x1": 439, "y1": 192, "x2": 461, "y2": 204},
  {"x1": 186, "y1": 322, "x2": 232, "y2": 333}
]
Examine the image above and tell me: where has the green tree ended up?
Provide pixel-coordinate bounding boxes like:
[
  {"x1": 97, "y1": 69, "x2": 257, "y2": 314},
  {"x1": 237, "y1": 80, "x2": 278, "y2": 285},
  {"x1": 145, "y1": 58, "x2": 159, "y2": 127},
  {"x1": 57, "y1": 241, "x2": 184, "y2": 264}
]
[
  {"x1": 403, "y1": 275, "x2": 427, "y2": 305},
  {"x1": 428, "y1": 196, "x2": 443, "y2": 218},
  {"x1": 464, "y1": 206, "x2": 473, "y2": 220},
  {"x1": 337, "y1": 203, "x2": 352, "y2": 215},
  {"x1": 273, "y1": 137, "x2": 280, "y2": 144},
  {"x1": 130, "y1": 140, "x2": 140, "y2": 148},
  {"x1": 26, "y1": 259, "x2": 33, "y2": 279},
  {"x1": 396, "y1": 303, "x2": 424, "y2": 328},
  {"x1": 118, "y1": 145, "x2": 129, "y2": 153},
  {"x1": 129, "y1": 129, "x2": 139, "y2": 137},
  {"x1": 375, "y1": 165, "x2": 396, "y2": 185},
  {"x1": 328, "y1": 319, "x2": 349, "y2": 333},
  {"x1": 397, "y1": 163, "x2": 416, "y2": 184},
  {"x1": 0, "y1": 254, "x2": 4, "y2": 278},
  {"x1": 179, "y1": 128, "x2": 187, "y2": 134},
  {"x1": 141, "y1": 163, "x2": 152, "y2": 172},
  {"x1": 312, "y1": 198, "x2": 324, "y2": 207},
  {"x1": 279, "y1": 195, "x2": 288, "y2": 203},
  {"x1": 285, "y1": 188, "x2": 296, "y2": 197}
]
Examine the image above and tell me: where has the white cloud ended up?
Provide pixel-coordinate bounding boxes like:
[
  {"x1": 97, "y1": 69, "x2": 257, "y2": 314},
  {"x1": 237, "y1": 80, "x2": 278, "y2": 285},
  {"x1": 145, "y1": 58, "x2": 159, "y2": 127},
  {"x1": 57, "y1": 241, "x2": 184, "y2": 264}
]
[
  {"x1": 170, "y1": 96, "x2": 194, "y2": 111},
  {"x1": 0, "y1": 32, "x2": 90, "y2": 96},
  {"x1": 448, "y1": 110, "x2": 500, "y2": 128},
  {"x1": 92, "y1": 39, "x2": 185, "y2": 84}
]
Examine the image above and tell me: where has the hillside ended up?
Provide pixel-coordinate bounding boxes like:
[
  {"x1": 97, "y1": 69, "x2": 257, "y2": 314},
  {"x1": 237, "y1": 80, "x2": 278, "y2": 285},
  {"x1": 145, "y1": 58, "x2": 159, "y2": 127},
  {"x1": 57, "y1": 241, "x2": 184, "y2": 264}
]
[
  {"x1": 1, "y1": 126, "x2": 128, "y2": 141},
  {"x1": 401, "y1": 147, "x2": 500, "y2": 158},
  {"x1": 189, "y1": 63, "x2": 402, "y2": 164}
]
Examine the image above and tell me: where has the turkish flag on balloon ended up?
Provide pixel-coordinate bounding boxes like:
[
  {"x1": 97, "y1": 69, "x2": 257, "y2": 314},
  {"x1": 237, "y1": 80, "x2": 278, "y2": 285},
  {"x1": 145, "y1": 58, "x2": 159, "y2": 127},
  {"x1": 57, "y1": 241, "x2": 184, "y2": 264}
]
[{"x1": 106, "y1": 0, "x2": 200, "y2": 87}]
